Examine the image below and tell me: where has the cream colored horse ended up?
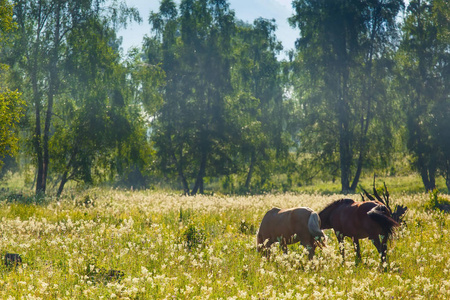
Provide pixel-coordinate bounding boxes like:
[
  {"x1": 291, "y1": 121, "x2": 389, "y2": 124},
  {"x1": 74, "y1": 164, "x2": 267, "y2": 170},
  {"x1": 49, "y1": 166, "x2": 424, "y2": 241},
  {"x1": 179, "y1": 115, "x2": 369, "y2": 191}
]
[{"x1": 257, "y1": 207, "x2": 325, "y2": 259}]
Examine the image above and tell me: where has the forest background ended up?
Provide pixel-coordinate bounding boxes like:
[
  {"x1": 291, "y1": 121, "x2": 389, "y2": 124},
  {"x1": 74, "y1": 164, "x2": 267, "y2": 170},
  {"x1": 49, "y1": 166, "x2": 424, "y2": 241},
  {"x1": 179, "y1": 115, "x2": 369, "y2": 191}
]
[{"x1": 0, "y1": 0, "x2": 449, "y2": 197}]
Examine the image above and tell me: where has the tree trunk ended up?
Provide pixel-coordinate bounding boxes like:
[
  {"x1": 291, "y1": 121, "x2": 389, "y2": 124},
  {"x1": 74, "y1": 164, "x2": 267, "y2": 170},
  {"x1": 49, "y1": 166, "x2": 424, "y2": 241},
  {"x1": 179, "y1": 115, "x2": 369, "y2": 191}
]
[
  {"x1": 57, "y1": 147, "x2": 78, "y2": 197},
  {"x1": 338, "y1": 71, "x2": 351, "y2": 194},
  {"x1": 244, "y1": 151, "x2": 256, "y2": 191},
  {"x1": 42, "y1": 93, "x2": 53, "y2": 194},
  {"x1": 350, "y1": 12, "x2": 377, "y2": 192},
  {"x1": 191, "y1": 151, "x2": 207, "y2": 196},
  {"x1": 446, "y1": 172, "x2": 450, "y2": 194},
  {"x1": 339, "y1": 130, "x2": 351, "y2": 193},
  {"x1": 419, "y1": 170, "x2": 435, "y2": 192},
  {"x1": 199, "y1": 177, "x2": 204, "y2": 194},
  {"x1": 40, "y1": 4, "x2": 62, "y2": 194},
  {"x1": 56, "y1": 170, "x2": 68, "y2": 197},
  {"x1": 164, "y1": 128, "x2": 190, "y2": 194},
  {"x1": 418, "y1": 153, "x2": 436, "y2": 191},
  {"x1": 351, "y1": 152, "x2": 364, "y2": 192},
  {"x1": 33, "y1": 76, "x2": 44, "y2": 194},
  {"x1": 32, "y1": 10, "x2": 44, "y2": 194},
  {"x1": 351, "y1": 107, "x2": 370, "y2": 191},
  {"x1": 428, "y1": 162, "x2": 437, "y2": 191},
  {"x1": 172, "y1": 150, "x2": 190, "y2": 195}
]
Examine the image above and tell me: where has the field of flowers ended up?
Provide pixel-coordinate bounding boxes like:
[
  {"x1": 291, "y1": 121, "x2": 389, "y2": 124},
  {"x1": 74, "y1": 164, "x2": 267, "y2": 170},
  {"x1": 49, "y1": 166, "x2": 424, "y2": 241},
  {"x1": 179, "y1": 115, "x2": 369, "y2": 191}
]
[{"x1": 0, "y1": 189, "x2": 449, "y2": 299}]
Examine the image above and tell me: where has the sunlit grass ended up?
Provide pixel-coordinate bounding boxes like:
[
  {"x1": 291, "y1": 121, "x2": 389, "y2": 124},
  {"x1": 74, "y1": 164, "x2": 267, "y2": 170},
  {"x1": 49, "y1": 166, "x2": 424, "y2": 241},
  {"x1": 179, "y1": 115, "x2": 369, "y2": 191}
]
[{"x1": 0, "y1": 188, "x2": 449, "y2": 298}]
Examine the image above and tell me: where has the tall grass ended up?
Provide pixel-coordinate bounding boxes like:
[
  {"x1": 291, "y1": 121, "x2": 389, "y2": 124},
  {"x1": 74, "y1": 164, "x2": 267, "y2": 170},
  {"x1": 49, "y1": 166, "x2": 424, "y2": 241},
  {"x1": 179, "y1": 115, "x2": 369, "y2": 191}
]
[{"x1": 0, "y1": 188, "x2": 449, "y2": 298}]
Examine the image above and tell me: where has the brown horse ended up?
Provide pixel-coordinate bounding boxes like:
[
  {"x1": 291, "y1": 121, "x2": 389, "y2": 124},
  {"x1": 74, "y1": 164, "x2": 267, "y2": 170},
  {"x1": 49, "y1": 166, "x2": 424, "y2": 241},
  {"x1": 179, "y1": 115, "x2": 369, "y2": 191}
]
[
  {"x1": 319, "y1": 198, "x2": 399, "y2": 264},
  {"x1": 257, "y1": 207, "x2": 325, "y2": 259}
]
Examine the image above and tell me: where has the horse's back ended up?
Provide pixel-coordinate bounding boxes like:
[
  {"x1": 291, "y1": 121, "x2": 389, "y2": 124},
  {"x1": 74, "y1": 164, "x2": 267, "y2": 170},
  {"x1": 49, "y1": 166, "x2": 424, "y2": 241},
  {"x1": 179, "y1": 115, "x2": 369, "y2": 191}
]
[
  {"x1": 286, "y1": 207, "x2": 314, "y2": 230},
  {"x1": 265, "y1": 207, "x2": 312, "y2": 228},
  {"x1": 332, "y1": 200, "x2": 390, "y2": 239},
  {"x1": 261, "y1": 206, "x2": 311, "y2": 221},
  {"x1": 257, "y1": 207, "x2": 313, "y2": 245},
  {"x1": 319, "y1": 198, "x2": 354, "y2": 229}
]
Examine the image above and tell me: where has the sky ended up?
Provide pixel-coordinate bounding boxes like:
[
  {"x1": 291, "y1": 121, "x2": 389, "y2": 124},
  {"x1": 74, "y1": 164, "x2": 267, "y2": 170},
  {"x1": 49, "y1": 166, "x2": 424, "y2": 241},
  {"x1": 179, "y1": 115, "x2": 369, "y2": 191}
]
[{"x1": 117, "y1": 0, "x2": 298, "y2": 58}]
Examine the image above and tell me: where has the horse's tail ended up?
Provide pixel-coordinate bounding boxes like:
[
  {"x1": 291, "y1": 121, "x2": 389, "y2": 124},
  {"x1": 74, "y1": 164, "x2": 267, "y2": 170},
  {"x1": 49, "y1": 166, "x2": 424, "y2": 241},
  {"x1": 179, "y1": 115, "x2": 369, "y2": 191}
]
[
  {"x1": 308, "y1": 212, "x2": 325, "y2": 246},
  {"x1": 367, "y1": 206, "x2": 399, "y2": 239}
]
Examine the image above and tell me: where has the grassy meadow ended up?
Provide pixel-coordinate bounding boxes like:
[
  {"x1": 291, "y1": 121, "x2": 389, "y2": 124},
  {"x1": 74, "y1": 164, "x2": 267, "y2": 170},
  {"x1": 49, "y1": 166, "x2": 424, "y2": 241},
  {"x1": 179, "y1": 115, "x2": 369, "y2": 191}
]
[{"x1": 0, "y1": 183, "x2": 449, "y2": 299}]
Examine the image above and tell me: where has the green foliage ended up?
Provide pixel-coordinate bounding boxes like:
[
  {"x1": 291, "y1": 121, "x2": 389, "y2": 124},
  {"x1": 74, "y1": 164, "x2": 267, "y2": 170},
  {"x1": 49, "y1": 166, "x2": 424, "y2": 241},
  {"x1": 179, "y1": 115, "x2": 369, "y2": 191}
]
[
  {"x1": 0, "y1": 0, "x2": 14, "y2": 42},
  {"x1": 2, "y1": 0, "x2": 449, "y2": 196},
  {"x1": 289, "y1": 0, "x2": 404, "y2": 193},
  {"x1": 231, "y1": 18, "x2": 290, "y2": 192},
  {"x1": 183, "y1": 223, "x2": 206, "y2": 250},
  {"x1": 8, "y1": 0, "x2": 144, "y2": 195},
  {"x1": 239, "y1": 219, "x2": 256, "y2": 235},
  {"x1": 0, "y1": 189, "x2": 50, "y2": 206},
  {"x1": 74, "y1": 194, "x2": 96, "y2": 208},
  {"x1": 0, "y1": 87, "x2": 24, "y2": 167},
  {"x1": 397, "y1": 0, "x2": 450, "y2": 192},
  {"x1": 424, "y1": 189, "x2": 450, "y2": 212},
  {"x1": 0, "y1": 1, "x2": 24, "y2": 170},
  {"x1": 147, "y1": 3, "x2": 291, "y2": 194},
  {"x1": 84, "y1": 257, "x2": 125, "y2": 285},
  {"x1": 148, "y1": 0, "x2": 239, "y2": 195}
]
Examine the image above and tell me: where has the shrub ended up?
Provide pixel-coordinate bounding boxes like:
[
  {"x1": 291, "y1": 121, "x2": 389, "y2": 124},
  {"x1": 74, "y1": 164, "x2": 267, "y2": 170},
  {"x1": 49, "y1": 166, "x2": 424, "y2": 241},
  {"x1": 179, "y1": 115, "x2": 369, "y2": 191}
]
[
  {"x1": 183, "y1": 223, "x2": 206, "y2": 250},
  {"x1": 424, "y1": 189, "x2": 450, "y2": 212}
]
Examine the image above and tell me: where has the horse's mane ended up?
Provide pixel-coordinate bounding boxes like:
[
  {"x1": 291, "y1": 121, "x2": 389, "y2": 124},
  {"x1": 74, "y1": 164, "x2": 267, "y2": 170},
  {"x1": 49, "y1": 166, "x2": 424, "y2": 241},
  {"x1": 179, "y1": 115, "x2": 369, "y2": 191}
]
[
  {"x1": 318, "y1": 199, "x2": 355, "y2": 228},
  {"x1": 320, "y1": 198, "x2": 355, "y2": 213}
]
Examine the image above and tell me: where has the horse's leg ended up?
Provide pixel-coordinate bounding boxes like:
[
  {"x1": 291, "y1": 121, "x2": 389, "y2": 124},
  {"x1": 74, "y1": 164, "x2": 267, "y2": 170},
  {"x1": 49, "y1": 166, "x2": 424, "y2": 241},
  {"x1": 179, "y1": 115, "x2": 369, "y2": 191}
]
[
  {"x1": 307, "y1": 240, "x2": 316, "y2": 260},
  {"x1": 380, "y1": 234, "x2": 389, "y2": 265},
  {"x1": 371, "y1": 237, "x2": 381, "y2": 253},
  {"x1": 281, "y1": 240, "x2": 288, "y2": 254},
  {"x1": 353, "y1": 238, "x2": 361, "y2": 264},
  {"x1": 371, "y1": 235, "x2": 387, "y2": 266},
  {"x1": 262, "y1": 241, "x2": 273, "y2": 258},
  {"x1": 335, "y1": 231, "x2": 345, "y2": 261}
]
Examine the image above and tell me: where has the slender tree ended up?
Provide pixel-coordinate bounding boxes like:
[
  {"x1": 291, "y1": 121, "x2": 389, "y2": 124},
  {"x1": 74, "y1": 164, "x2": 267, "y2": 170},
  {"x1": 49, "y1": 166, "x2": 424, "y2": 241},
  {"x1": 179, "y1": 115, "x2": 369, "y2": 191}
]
[
  {"x1": 148, "y1": 0, "x2": 191, "y2": 194},
  {"x1": 52, "y1": 18, "x2": 124, "y2": 196},
  {"x1": 289, "y1": 0, "x2": 403, "y2": 193},
  {"x1": 11, "y1": 0, "x2": 140, "y2": 194},
  {"x1": 149, "y1": 0, "x2": 236, "y2": 195},
  {"x1": 397, "y1": 0, "x2": 450, "y2": 191},
  {"x1": 0, "y1": 0, "x2": 25, "y2": 170},
  {"x1": 232, "y1": 18, "x2": 287, "y2": 191}
]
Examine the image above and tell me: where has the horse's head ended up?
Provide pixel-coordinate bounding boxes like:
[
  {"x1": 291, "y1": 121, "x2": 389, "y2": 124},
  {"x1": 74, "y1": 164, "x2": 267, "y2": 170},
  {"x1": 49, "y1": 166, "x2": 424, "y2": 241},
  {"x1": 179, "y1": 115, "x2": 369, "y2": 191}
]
[
  {"x1": 371, "y1": 204, "x2": 391, "y2": 216},
  {"x1": 361, "y1": 181, "x2": 407, "y2": 223}
]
